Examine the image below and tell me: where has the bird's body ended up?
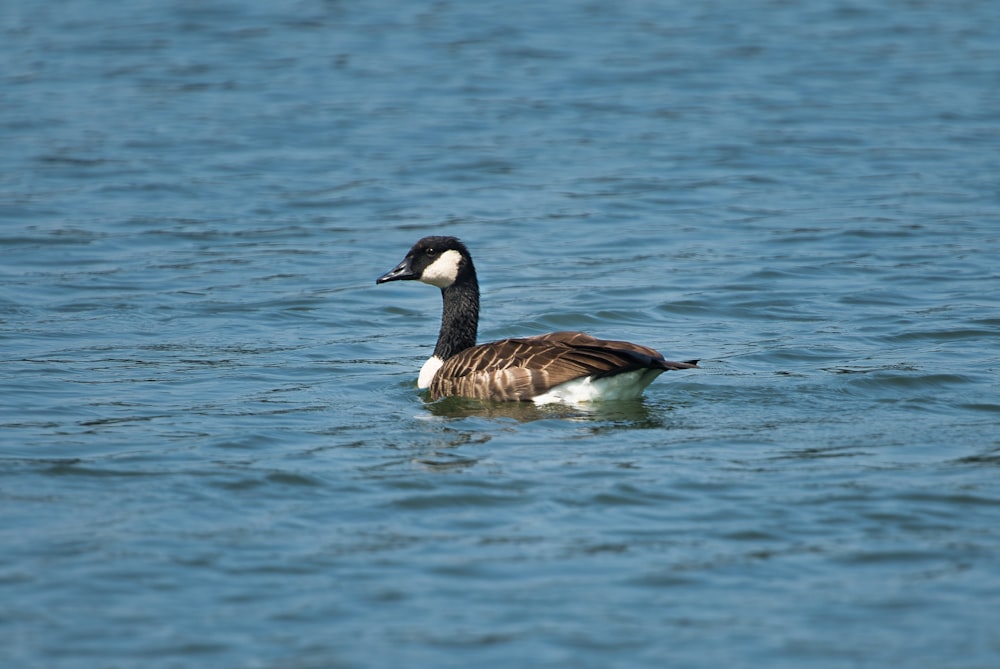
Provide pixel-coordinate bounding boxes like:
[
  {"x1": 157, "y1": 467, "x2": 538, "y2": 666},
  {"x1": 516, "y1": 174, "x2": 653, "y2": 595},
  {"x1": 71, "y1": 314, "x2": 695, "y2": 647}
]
[{"x1": 376, "y1": 236, "x2": 697, "y2": 403}]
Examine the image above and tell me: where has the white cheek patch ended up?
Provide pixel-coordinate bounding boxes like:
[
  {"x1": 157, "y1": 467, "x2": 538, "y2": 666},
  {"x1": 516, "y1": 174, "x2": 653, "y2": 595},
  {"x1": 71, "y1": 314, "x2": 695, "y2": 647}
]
[{"x1": 420, "y1": 249, "x2": 462, "y2": 288}]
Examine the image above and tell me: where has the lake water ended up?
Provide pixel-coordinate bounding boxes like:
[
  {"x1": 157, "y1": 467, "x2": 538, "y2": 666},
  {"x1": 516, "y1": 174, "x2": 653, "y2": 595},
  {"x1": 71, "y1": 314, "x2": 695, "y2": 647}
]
[{"x1": 2, "y1": 1, "x2": 999, "y2": 667}]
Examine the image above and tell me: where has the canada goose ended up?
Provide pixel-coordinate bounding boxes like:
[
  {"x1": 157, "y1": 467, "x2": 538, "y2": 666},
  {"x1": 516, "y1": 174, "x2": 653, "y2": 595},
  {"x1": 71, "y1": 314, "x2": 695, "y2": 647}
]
[{"x1": 376, "y1": 236, "x2": 698, "y2": 403}]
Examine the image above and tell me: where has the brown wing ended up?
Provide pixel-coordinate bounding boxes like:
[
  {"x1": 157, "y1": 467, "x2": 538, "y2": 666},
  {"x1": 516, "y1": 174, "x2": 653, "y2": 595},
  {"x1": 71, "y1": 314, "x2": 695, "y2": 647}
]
[
  {"x1": 536, "y1": 332, "x2": 700, "y2": 371},
  {"x1": 429, "y1": 331, "x2": 697, "y2": 401}
]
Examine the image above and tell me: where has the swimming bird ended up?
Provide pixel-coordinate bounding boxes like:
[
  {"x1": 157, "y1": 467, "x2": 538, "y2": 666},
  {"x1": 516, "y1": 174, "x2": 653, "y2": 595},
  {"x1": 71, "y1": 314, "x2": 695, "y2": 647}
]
[{"x1": 376, "y1": 236, "x2": 698, "y2": 403}]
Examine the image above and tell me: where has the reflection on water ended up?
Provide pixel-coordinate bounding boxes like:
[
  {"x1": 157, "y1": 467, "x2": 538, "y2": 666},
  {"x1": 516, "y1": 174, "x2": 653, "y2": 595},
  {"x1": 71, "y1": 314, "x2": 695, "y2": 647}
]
[{"x1": 422, "y1": 393, "x2": 668, "y2": 426}]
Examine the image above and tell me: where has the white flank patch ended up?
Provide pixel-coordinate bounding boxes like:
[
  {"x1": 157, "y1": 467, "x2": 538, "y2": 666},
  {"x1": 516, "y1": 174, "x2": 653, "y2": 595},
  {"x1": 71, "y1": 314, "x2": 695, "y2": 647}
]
[
  {"x1": 418, "y1": 355, "x2": 444, "y2": 389},
  {"x1": 420, "y1": 249, "x2": 462, "y2": 288},
  {"x1": 531, "y1": 369, "x2": 663, "y2": 404}
]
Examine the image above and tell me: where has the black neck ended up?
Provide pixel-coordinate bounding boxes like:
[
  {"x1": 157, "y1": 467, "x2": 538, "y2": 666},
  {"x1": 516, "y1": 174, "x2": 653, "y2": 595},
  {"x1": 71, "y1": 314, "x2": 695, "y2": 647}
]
[{"x1": 434, "y1": 276, "x2": 479, "y2": 360}]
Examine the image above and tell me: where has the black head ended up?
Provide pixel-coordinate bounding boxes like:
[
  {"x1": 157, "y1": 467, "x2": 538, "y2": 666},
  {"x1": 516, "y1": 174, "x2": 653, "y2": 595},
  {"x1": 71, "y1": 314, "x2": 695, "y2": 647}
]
[{"x1": 376, "y1": 236, "x2": 475, "y2": 288}]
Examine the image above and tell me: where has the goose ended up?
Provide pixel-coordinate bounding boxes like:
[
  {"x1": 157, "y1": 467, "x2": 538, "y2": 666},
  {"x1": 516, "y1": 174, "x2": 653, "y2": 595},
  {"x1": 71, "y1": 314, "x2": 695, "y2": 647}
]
[{"x1": 376, "y1": 236, "x2": 698, "y2": 403}]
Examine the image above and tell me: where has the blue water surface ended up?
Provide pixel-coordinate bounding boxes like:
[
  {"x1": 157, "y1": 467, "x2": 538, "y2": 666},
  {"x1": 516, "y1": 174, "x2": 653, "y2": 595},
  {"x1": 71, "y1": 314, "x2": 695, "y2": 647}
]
[{"x1": 2, "y1": 1, "x2": 1000, "y2": 668}]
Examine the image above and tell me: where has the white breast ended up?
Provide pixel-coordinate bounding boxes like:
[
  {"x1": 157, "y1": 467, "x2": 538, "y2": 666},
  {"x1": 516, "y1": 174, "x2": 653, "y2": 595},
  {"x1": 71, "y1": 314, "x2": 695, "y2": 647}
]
[{"x1": 418, "y1": 355, "x2": 444, "y2": 389}]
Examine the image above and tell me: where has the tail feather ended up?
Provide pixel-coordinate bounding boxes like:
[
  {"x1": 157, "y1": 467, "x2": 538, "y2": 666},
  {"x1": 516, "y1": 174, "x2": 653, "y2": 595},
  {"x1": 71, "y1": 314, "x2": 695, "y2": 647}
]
[{"x1": 659, "y1": 359, "x2": 699, "y2": 371}]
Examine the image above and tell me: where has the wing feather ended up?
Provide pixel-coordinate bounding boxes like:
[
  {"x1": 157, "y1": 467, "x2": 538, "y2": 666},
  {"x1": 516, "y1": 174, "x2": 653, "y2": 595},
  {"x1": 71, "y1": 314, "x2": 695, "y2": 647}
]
[{"x1": 429, "y1": 331, "x2": 698, "y2": 401}]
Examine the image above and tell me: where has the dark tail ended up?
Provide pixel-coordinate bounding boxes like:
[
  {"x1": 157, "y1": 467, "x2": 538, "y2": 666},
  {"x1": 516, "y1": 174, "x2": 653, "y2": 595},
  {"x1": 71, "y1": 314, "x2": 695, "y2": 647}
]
[{"x1": 660, "y1": 359, "x2": 699, "y2": 371}]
